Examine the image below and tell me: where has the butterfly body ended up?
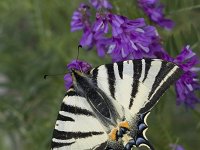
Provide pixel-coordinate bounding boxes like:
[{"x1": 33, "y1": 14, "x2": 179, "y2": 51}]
[{"x1": 51, "y1": 59, "x2": 183, "y2": 150}]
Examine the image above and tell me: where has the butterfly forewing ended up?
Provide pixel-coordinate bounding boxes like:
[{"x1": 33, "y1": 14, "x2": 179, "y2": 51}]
[
  {"x1": 91, "y1": 59, "x2": 183, "y2": 115},
  {"x1": 51, "y1": 90, "x2": 108, "y2": 150}
]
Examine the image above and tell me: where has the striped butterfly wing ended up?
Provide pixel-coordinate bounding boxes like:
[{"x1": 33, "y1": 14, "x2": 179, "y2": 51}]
[
  {"x1": 51, "y1": 90, "x2": 108, "y2": 150},
  {"x1": 90, "y1": 59, "x2": 183, "y2": 149},
  {"x1": 90, "y1": 58, "x2": 183, "y2": 116}
]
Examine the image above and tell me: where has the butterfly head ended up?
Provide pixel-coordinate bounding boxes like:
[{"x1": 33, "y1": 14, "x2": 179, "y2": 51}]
[{"x1": 71, "y1": 69, "x2": 93, "y2": 94}]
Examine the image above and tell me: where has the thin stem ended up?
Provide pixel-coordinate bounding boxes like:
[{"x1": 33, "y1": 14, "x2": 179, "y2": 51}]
[
  {"x1": 168, "y1": 4, "x2": 200, "y2": 15},
  {"x1": 191, "y1": 40, "x2": 200, "y2": 49}
]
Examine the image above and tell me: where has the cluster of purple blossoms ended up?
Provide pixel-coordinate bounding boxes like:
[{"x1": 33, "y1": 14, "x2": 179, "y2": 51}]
[
  {"x1": 71, "y1": 3, "x2": 164, "y2": 62},
  {"x1": 156, "y1": 46, "x2": 200, "y2": 107},
  {"x1": 138, "y1": 0, "x2": 175, "y2": 30},
  {"x1": 66, "y1": 0, "x2": 200, "y2": 108},
  {"x1": 174, "y1": 47, "x2": 200, "y2": 107},
  {"x1": 71, "y1": 4, "x2": 91, "y2": 32},
  {"x1": 71, "y1": 3, "x2": 110, "y2": 56},
  {"x1": 107, "y1": 14, "x2": 164, "y2": 61}
]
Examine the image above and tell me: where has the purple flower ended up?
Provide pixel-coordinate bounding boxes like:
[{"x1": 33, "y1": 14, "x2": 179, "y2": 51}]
[
  {"x1": 70, "y1": 3, "x2": 91, "y2": 32},
  {"x1": 138, "y1": 0, "x2": 174, "y2": 30},
  {"x1": 79, "y1": 11, "x2": 111, "y2": 56},
  {"x1": 174, "y1": 46, "x2": 200, "y2": 107},
  {"x1": 67, "y1": 60, "x2": 92, "y2": 72},
  {"x1": 80, "y1": 28, "x2": 94, "y2": 47},
  {"x1": 93, "y1": 31, "x2": 112, "y2": 57},
  {"x1": 64, "y1": 60, "x2": 92, "y2": 90},
  {"x1": 71, "y1": 4, "x2": 94, "y2": 49},
  {"x1": 64, "y1": 74, "x2": 73, "y2": 91},
  {"x1": 156, "y1": 46, "x2": 200, "y2": 107},
  {"x1": 93, "y1": 12, "x2": 110, "y2": 33},
  {"x1": 89, "y1": 0, "x2": 112, "y2": 9},
  {"x1": 170, "y1": 144, "x2": 185, "y2": 150},
  {"x1": 107, "y1": 14, "x2": 162, "y2": 61},
  {"x1": 71, "y1": 5, "x2": 164, "y2": 61},
  {"x1": 80, "y1": 28, "x2": 111, "y2": 57}
]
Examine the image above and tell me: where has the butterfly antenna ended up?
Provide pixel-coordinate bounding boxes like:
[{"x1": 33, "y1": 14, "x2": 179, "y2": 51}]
[
  {"x1": 76, "y1": 45, "x2": 83, "y2": 72},
  {"x1": 44, "y1": 73, "x2": 66, "y2": 79},
  {"x1": 76, "y1": 45, "x2": 82, "y2": 61}
]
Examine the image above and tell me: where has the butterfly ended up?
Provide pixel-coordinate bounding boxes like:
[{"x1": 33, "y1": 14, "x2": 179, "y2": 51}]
[{"x1": 51, "y1": 58, "x2": 183, "y2": 150}]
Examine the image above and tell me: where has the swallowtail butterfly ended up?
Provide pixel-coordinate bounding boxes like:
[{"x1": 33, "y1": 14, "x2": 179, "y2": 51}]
[{"x1": 51, "y1": 59, "x2": 183, "y2": 150}]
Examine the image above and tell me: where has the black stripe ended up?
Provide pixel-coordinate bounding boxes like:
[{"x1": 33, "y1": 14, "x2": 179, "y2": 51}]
[
  {"x1": 148, "y1": 61, "x2": 175, "y2": 100},
  {"x1": 149, "y1": 67, "x2": 183, "y2": 102},
  {"x1": 140, "y1": 67, "x2": 183, "y2": 113},
  {"x1": 129, "y1": 60, "x2": 142, "y2": 109},
  {"x1": 61, "y1": 103, "x2": 94, "y2": 116},
  {"x1": 51, "y1": 141, "x2": 75, "y2": 148},
  {"x1": 92, "y1": 68, "x2": 98, "y2": 86},
  {"x1": 87, "y1": 89, "x2": 111, "y2": 119},
  {"x1": 117, "y1": 61, "x2": 123, "y2": 79},
  {"x1": 142, "y1": 59, "x2": 152, "y2": 82},
  {"x1": 53, "y1": 129, "x2": 104, "y2": 140},
  {"x1": 57, "y1": 113, "x2": 75, "y2": 122},
  {"x1": 105, "y1": 64, "x2": 116, "y2": 99}
]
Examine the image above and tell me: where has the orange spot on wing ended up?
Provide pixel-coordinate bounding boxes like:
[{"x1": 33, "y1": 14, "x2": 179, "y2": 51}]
[
  {"x1": 109, "y1": 128, "x2": 118, "y2": 141},
  {"x1": 118, "y1": 121, "x2": 130, "y2": 130}
]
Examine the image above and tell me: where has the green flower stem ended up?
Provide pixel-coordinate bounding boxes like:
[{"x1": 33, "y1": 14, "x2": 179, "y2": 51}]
[{"x1": 169, "y1": 5, "x2": 200, "y2": 15}]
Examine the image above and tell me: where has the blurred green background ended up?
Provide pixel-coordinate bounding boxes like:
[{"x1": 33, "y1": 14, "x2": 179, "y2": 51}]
[{"x1": 0, "y1": 0, "x2": 200, "y2": 150}]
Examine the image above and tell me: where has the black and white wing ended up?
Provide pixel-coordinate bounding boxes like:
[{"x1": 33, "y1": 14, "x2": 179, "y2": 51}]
[
  {"x1": 51, "y1": 89, "x2": 108, "y2": 150},
  {"x1": 90, "y1": 58, "x2": 183, "y2": 115},
  {"x1": 90, "y1": 58, "x2": 183, "y2": 149}
]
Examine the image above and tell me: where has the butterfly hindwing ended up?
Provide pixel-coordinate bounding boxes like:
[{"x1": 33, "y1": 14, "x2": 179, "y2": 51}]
[
  {"x1": 91, "y1": 59, "x2": 183, "y2": 115},
  {"x1": 51, "y1": 89, "x2": 108, "y2": 150}
]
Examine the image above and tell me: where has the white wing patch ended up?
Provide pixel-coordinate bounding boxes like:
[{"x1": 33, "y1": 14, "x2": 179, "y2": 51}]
[
  {"x1": 113, "y1": 61, "x2": 134, "y2": 109},
  {"x1": 55, "y1": 114, "x2": 104, "y2": 133},
  {"x1": 130, "y1": 60, "x2": 162, "y2": 115},
  {"x1": 91, "y1": 59, "x2": 182, "y2": 116},
  {"x1": 63, "y1": 95, "x2": 93, "y2": 111},
  {"x1": 96, "y1": 65, "x2": 115, "y2": 102},
  {"x1": 51, "y1": 93, "x2": 108, "y2": 150}
]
